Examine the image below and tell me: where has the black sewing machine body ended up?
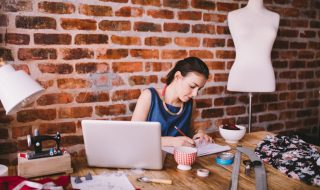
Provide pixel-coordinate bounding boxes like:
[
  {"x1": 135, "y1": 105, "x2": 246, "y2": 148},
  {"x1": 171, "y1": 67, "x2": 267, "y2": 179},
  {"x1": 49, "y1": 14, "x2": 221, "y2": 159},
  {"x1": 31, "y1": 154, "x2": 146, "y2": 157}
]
[{"x1": 27, "y1": 129, "x2": 63, "y2": 160}]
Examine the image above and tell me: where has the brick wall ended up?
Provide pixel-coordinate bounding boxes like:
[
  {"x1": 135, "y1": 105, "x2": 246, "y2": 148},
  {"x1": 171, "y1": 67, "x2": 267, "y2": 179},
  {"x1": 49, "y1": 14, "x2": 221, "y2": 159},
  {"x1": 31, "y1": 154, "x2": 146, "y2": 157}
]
[{"x1": 0, "y1": 0, "x2": 319, "y2": 164}]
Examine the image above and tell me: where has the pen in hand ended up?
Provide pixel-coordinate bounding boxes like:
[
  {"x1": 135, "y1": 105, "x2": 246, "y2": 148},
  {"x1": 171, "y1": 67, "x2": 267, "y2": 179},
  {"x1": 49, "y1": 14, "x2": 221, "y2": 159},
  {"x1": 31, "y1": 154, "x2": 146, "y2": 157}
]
[{"x1": 174, "y1": 126, "x2": 195, "y2": 146}]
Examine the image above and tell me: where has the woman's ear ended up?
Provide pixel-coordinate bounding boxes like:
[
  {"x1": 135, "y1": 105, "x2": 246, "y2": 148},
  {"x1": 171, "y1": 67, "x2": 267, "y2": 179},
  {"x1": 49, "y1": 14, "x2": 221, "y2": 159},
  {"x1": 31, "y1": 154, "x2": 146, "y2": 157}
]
[{"x1": 174, "y1": 71, "x2": 182, "y2": 80}]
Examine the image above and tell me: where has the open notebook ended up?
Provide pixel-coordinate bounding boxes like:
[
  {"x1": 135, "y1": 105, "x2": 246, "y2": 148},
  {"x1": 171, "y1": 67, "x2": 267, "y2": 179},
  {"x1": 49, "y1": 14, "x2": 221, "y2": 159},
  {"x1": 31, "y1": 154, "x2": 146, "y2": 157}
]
[{"x1": 162, "y1": 140, "x2": 231, "y2": 157}]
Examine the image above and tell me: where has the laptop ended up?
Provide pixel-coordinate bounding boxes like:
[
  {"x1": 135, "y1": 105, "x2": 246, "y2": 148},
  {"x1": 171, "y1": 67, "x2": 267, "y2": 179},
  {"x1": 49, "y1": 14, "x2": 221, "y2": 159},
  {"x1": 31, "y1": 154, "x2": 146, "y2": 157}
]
[{"x1": 81, "y1": 120, "x2": 164, "y2": 170}]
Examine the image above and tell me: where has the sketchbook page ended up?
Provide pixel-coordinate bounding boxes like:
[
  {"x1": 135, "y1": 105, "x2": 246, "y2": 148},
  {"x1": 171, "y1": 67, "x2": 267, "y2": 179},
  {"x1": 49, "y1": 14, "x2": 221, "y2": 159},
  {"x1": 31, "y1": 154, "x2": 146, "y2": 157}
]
[
  {"x1": 71, "y1": 174, "x2": 135, "y2": 190},
  {"x1": 162, "y1": 140, "x2": 230, "y2": 157}
]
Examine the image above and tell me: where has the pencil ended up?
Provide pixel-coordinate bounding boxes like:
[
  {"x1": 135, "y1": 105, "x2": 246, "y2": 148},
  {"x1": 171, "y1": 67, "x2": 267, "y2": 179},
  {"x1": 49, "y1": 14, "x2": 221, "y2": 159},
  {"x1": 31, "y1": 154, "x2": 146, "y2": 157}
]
[{"x1": 174, "y1": 126, "x2": 188, "y2": 137}]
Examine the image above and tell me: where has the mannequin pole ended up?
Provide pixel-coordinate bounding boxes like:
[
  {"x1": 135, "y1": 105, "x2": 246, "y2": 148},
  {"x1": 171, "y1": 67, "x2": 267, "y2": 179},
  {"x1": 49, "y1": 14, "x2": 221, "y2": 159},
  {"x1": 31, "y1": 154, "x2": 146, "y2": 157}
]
[{"x1": 248, "y1": 92, "x2": 253, "y2": 133}]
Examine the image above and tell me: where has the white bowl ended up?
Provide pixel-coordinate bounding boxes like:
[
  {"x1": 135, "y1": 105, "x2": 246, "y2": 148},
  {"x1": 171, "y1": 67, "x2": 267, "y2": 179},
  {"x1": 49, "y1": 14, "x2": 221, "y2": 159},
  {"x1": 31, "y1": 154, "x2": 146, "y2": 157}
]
[
  {"x1": 219, "y1": 125, "x2": 246, "y2": 144},
  {"x1": 0, "y1": 164, "x2": 8, "y2": 176}
]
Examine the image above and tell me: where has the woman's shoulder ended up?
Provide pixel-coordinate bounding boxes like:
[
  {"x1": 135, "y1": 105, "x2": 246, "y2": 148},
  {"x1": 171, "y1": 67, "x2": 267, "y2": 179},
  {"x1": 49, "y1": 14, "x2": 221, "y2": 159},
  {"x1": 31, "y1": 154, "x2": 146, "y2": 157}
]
[{"x1": 141, "y1": 87, "x2": 161, "y2": 99}]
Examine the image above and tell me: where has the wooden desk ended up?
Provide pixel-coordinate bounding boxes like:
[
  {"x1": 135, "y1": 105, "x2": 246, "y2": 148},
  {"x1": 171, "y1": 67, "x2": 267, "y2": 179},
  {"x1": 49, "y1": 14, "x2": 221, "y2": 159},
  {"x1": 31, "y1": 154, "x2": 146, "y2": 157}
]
[{"x1": 9, "y1": 131, "x2": 319, "y2": 190}]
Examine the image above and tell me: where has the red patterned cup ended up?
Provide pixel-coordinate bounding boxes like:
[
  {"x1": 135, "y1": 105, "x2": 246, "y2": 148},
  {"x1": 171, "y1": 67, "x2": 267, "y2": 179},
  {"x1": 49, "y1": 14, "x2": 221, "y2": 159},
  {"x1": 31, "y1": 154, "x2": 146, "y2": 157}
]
[{"x1": 174, "y1": 146, "x2": 197, "y2": 170}]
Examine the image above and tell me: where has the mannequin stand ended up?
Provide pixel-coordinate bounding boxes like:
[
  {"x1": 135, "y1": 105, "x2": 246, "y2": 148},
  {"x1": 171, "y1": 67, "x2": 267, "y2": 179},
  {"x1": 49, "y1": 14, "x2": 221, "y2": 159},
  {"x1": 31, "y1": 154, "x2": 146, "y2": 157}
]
[{"x1": 248, "y1": 92, "x2": 253, "y2": 133}]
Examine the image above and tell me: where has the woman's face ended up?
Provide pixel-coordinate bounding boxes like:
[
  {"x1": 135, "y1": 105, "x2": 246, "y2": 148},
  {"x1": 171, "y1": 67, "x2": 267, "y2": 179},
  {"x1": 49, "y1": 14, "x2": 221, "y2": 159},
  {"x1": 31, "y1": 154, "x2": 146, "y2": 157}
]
[{"x1": 175, "y1": 71, "x2": 207, "y2": 102}]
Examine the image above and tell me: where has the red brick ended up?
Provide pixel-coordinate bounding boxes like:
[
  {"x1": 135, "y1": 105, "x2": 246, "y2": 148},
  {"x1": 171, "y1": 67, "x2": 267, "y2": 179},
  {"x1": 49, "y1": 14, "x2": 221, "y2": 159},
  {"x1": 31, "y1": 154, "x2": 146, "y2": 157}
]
[
  {"x1": 274, "y1": 40, "x2": 289, "y2": 49},
  {"x1": 99, "y1": 20, "x2": 131, "y2": 31},
  {"x1": 38, "y1": 80, "x2": 54, "y2": 89},
  {"x1": 3, "y1": 0, "x2": 32, "y2": 12},
  {"x1": 100, "y1": 0, "x2": 128, "y2": 2},
  {"x1": 96, "y1": 104, "x2": 126, "y2": 116},
  {"x1": 189, "y1": 50, "x2": 213, "y2": 59},
  {"x1": 226, "y1": 106, "x2": 245, "y2": 116},
  {"x1": 61, "y1": 18, "x2": 96, "y2": 30},
  {"x1": 216, "y1": 50, "x2": 235, "y2": 59},
  {"x1": 290, "y1": 42, "x2": 307, "y2": 49},
  {"x1": 57, "y1": 78, "x2": 91, "y2": 89},
  {"x1": 0, "y1": 48, "x2": 14, "y2": 61},
  {"x1": 283, "y1": 8, "x2": 300, "y2": 17},
  {"x1": 17, "y1": 109, "x2": 56, "y2": 122},
  {"x1": 178, "y1": 11, "x2": 201, "y2": 20},
  {"x1": 130, "y1": 49, "x2": 159, "y2": 59},
  {"x1": 163, "y1": 0, "x2": 188, "y2": 9},
  {"x1": 5, "y1": 33, "x2": 30, "y2": 45},
  {"x1": 191, "y1": 0, "x2": 215, "y2": 10},
  {"x1": 273, "y1": 0, "x2": 290, "y2": 4},
  {"x1": 306, "y1": 81, "x2": 320, "y2": 89},
  {"x1": 0, "y1": 128, "x2": 9, "y2": 139},
  {"x1": 132, "y1": 0, "x2": 160, "y2": 6},
  {"x1": 214, "y1": 97, "x2": 236, "y2": 106},
  {"x1": 147, "y1": 9, "x2": 174, "y2": 19},
  {"x1": 300, "y1": 31, "x2": 316, "y2": 38},
  {"x1": 309, "y1": 41, "x2": 320, "y2": 49},
  {"x1": 217, "y1": 2, "x2": 238, "y2": 11},
  {"x1": 161, "y1": 50, "x2": 187, "y2": 59},
  {"x1": 145, "y1": 62, "x2": 172, "y2": 72},
  {"x1": 203, "y1": 38, "x2": 225, "y2": 47},
  {"x1": 204, "y1": 86, "x2": 224, "y2": 95},
  {"x1": 195, "y1": 99, "x2": 212, "y2": 108},
  {"x1": 61, "y1": 135, "x2": 84, "y2": 146},
  {"x1": 259, "y1": 114, "x2": 277, "y2": 122},
  {"x1": 206, "y1": 61, "x2": 225, "y2": 70},
  {"x1": 113, "y1": 62, "x2": 143, "y2": 73},
  {"x1": 287, "y1": 101, "x2": 303, "y2": 109},
  {"x1": 79, "y1": 4, "x2": 112, "y2": 16},
  {"x1": 59, "y1": 107, "x2": 93, "y2": 118},
  {"x1": 129, "y1": 75, "x2": 158, "y2": 85},
  {"x1": 145, "y1": 37, "x2": 172, "y2": 46},
  {"x1": 61, "y1": 48, "x2": 94, "y2": 60},
  {"x1": 279, "y1": 71, "x2": 296, "y2": 79},
  {"x1": 39, "y1": 122, "x2": 76, "y2": 134},
  {"x1": 13, "y1": 64, "x2": 31, "y2": 74},
  {"x1": 192, "y1": 24, "x2": 215, "y2": 34},
  {"x1": 279, "y1": 111, "x2": 295, "y2": 120},
  {"x1": 16, "y1": 16, "x2": 56, "y2": 29},
  {"x1": 174, "y1": 37, "x2": 200, "y2": 47},
  {"x1": 164, "y1": 23, "x2": 190, "y2": 33},
  {"x1": 75, "y1": 34, "x2": 108, "y2": 45},
  {"x1": 18, "y1": 48, "x2": 57, "y2": 60},
  {"x1": 216, "y1": 26, "x2": 229, "y2": 34},
  {"x1": 298, "y1": 71, "x2": 314, "y2": 79},
  {"x1": 203, "y1": 13, "x2": 226, "y2": 22},
  {"x1": 75, "y1": 62, "x2": 109, "y2": 74},
  {"x1": 134, "y1": 22, "x2": 161, "y2": 32},
  {"x1": 76, "y1": 92, "x2": 109, "y2": 103},
  {"x1": 193, "y1": 120, "x2": 212, "y2": 130},
  {"x1": 37, "y1": 93, "x2": 73, "y2": 106},
  {"x1": 298, "y1": 51, "x2": 314, "y2": 59},
  {"x1": 97, "y1": 48, "x2": 128, "y2": 59},
  {"x1": 291, "y1": 19, "x2": 308, "y2": 27},
  {"x1": 279, "y1": 51, "x2": 297, "y2": 59},
  {"x1": 213, "y1": 73, "x2": 228, "y2": 82},
  {"x1": 0, "y1": 14, "x2": 8, "y2": 26},
  {"x1": 115, "y1": 6, "x2": 144, "y2": 17},
  {"x1": 273, "y1": 61, "x2": 288, "y2": 68},
  {"x1": 0, "y1": 142, "x2": 17, "y2": 154},
  {"x1": 278, "y1": 29, "x2": 299, "y2": 37},
  {"x1": 202, "y1": 108, "x2": 224, "y2": 118},
  {"x1": 34, "y1": 33, "x2": 71, "y2": 45},
  {"x1": 112, "y1": 89, "x2": 141, "y2": 101},
  {"x1": 111, "y1": 35, "x2": 141, "y2": 45},
  {"x1": 38, "y1": 1, "x2": 75, "y2": 14},
  {"x1": 289, "y1": 61, "x2": 305, "y2": 68},
  {"x1": 267, "y1": 123, "x2": 284, "y2": 132},
  {"x1": 268, "y1": 102, "x2": 287, "y2": 111},
  {"x1": 12, "y1": 126, "x2": 31, "y2": 138},
  {"x1": 38, "y1": 63, "x2": 73, "y2": 74}
]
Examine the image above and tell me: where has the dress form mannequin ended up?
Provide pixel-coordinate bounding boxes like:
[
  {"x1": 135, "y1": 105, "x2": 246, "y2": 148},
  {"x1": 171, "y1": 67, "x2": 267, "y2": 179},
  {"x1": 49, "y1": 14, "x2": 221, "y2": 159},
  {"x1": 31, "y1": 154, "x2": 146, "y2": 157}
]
[
  {"x1": 227, "y1": 0, "x2": 280, "y2": 92},
  {"x1": 226, "y1": 0, "x2": 280, "y2": 133}
]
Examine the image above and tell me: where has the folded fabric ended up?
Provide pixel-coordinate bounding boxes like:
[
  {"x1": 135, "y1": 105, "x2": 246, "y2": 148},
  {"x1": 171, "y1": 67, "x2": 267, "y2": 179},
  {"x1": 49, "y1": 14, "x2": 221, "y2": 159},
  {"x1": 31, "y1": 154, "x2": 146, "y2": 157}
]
[
  {"x1": 0, "y1": 175, "x2": 69, "y2": 190},
  {"x1": 255, "y1": 135, "x2": 320, "y2": 186}
]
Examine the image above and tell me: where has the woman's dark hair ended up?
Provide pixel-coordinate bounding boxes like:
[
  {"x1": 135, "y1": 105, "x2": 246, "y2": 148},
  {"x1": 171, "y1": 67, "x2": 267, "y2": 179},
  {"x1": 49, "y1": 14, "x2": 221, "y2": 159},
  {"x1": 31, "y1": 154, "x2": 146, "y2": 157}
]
[{"x1": 166, "y1": 57, "x2": 209, "y2": 85}]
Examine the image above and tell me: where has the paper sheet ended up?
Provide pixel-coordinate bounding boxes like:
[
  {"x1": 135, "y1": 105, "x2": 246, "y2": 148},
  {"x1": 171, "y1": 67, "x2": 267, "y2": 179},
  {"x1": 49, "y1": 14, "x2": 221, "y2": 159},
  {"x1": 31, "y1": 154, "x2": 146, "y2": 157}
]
[
  {"x1": 71, "y1": 173, "x2": 135, "y2": 190},
  {"x1": 162, "y1": 140, "x2": 231, "y2": 157}
]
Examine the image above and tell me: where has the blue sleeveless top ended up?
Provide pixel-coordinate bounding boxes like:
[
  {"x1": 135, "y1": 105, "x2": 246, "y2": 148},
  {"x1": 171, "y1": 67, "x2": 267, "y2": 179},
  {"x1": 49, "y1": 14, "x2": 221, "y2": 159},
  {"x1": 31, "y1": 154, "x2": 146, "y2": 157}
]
[{"x1": 146, "y1": 87, "x2": 193, "y2": 137}]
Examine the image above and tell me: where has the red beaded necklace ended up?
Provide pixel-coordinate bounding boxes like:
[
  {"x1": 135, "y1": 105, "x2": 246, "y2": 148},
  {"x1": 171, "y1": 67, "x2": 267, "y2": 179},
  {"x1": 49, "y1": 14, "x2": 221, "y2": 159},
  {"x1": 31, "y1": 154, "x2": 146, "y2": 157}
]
[{"x1": 161, "y1": 85, "x2": 184, "y2": 116}]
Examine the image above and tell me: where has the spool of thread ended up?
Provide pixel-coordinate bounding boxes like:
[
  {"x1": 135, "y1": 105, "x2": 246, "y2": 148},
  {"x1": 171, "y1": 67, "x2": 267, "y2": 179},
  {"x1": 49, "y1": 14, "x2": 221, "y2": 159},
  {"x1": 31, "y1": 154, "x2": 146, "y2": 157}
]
[
  {"x1": 215, "y1": 152, "x2": 235, "y2": 165},
  {"x1": 0, "y1": 164, "x2": 8, "y2": 176},
  {"x1": 197, "y1": 169, "x2": 209, "y2": 177}
]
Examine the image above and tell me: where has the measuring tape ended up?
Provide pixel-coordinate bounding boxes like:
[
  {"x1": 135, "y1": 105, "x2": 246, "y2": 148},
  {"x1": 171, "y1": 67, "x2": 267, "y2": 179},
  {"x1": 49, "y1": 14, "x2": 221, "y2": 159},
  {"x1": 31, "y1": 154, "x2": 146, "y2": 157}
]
[{"x1": 215, "y1": 152, "x2": 235, "y2": 165}]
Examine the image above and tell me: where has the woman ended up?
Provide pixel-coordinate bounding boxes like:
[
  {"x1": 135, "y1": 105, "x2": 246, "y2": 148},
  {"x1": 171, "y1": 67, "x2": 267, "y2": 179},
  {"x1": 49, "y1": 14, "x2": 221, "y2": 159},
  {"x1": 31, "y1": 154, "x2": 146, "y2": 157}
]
[{"x1": 132, "y1": 57, "x2": 213, "y2": 147}]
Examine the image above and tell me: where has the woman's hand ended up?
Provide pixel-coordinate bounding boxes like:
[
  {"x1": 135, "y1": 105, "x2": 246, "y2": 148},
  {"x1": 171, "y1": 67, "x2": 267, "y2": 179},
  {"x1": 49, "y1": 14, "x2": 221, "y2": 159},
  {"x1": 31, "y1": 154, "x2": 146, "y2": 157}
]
[
  {"x1": 193, "y1": 129, "x2": 213, "y2": 144},
  {"x1": 162, "y1": 136, "x2": 195, "y2": 147}
]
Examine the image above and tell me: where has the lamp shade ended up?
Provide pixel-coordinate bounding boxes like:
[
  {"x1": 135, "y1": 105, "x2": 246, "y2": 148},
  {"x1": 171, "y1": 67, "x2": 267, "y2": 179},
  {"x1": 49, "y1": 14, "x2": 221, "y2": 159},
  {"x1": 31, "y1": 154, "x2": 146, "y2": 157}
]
[{"x1": 0, "y1": 64, "x2": 44, "y2": 115}]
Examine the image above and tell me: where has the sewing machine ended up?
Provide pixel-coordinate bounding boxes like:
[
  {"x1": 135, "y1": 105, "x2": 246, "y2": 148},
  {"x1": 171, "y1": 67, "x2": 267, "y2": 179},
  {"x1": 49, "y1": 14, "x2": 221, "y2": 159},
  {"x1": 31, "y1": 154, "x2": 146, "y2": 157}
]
[
  {"x1": 18, "y1": 129, "x2": 73, "y2": 178},
  {"x1": 26, "y1": 129, "x2": 63, "y2": 159}
]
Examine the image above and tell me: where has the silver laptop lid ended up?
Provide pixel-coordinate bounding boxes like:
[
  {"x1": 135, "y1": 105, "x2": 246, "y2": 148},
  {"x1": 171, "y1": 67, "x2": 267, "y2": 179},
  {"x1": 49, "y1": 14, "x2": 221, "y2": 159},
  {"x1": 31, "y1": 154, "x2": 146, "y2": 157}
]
[{"x1": 82, "y1": 120, "x2": 163, "y2": 170}]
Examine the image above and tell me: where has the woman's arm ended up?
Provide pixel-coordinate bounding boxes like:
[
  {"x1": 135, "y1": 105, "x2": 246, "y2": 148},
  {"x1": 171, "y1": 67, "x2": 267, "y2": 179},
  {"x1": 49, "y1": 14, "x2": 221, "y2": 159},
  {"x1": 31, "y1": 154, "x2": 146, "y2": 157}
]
[{"x1": 131, "y1": 89, "x2": 152, "y2": 121}]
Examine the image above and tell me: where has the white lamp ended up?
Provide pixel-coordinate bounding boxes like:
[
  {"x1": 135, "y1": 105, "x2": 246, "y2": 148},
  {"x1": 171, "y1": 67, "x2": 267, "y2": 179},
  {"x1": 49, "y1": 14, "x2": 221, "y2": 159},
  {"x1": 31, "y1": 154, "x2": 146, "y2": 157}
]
[{"x1": 0, "y1": 61, "x2": 44, "y2": 115}]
